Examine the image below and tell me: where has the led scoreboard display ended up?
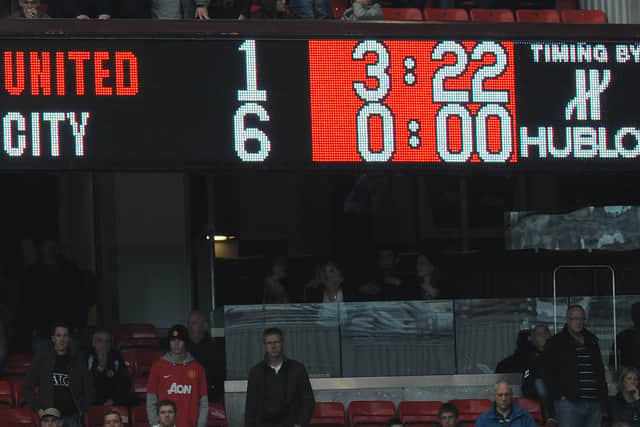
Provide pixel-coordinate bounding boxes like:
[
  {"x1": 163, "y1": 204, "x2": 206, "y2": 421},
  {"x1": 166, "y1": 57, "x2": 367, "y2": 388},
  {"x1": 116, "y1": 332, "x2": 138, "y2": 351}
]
[{"x1": 0, "y1": 33, "x2": 639, "y2": 170}]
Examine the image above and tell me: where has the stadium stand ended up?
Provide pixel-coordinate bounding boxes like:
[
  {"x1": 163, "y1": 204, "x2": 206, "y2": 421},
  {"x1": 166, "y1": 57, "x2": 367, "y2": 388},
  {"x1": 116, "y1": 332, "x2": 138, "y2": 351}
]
[
  {"x1": 207, "y1": 402, "x2": 228, "y2": 427},
  {"x1": 516, "y1": 8, "x2": 560, "y2": 23},
  {"x1": 449, "y1": 399, "x2": 491, "y2": 424},
  {"x1": 348, "y1": 401, "x2": 396, "y2": 427},
  {"x1": 561, "y1": 8, "x2": 607, "y2": 23},
  {"x1": 469, "y1": 8, "x2": 514, "y2": 22},
  {"x1": 398, "y1": 401, "x2": 443, "y2": 425},
  {"x1": 382, "y1": 7, "x2": 423, "y2": 21},
  {"x1": 424, "y1": 8, "x2": 468, "y2": 21},
  {"x1": 310, "y1": 402, "x2": 347, "y2": 427}
]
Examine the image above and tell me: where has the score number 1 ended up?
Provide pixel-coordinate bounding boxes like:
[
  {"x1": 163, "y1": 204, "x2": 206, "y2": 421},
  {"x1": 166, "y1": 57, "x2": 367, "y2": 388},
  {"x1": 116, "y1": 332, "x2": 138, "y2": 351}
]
[{"x1": 234, "y1": 40, "x2": 271, "y2": 162}]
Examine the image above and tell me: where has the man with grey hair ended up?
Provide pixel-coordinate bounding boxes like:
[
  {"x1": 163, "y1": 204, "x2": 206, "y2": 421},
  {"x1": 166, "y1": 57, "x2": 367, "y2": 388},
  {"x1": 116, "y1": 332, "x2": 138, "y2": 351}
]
[
  {"x1": 543, "y1": 304, "x2": 607, "y2": 427},
  {"x1": 474, "y1": 380, "x2": 536, "y2": 427}
]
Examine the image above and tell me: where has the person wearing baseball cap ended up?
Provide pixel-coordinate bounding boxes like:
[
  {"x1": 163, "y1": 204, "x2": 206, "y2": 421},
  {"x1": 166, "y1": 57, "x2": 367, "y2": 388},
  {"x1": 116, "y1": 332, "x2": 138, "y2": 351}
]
[
  {"x1": 40, "y1": 408, "x2": 63, "y2": 427},
  {"x1": 147, "y1": 325, "x2": 208, "y2": 427}
]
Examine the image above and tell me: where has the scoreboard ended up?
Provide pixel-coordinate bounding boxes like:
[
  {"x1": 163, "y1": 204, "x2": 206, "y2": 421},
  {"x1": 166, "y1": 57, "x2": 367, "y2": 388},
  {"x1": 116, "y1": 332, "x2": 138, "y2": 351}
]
[{"x1": 0, "y1": 23, "x2": 639, "y2": 171}]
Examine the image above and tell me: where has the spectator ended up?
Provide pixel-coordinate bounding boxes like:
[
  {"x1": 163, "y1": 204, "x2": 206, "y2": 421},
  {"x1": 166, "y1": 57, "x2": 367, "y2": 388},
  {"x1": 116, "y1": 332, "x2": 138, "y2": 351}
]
[
  {"x1": 39, "y1": 408, "x2": 63, "y2": 427},
  {"x1": 474, "y1": 380, "x2": 536, "y2": 427},
  {"x1": 609, "y1": 367, "x2": 640, "y2": 427},
  {"x1": 358, "y1": 249, "x2": 404, "y2": 301},
  {"x1": 181, "y1": 0, "x2": 211, "y2": 19},
  {"x1": 305, "y1": 260, "x2": 351, "y2": 303},
  {"x1": 88, "y1": 329, "x2": 132, "y2": 406},
  {"x1": 387, "y1": 418, "x2": 403, "y2": 427},
  {"x1": 438, "y1": 402, "x2": 459, "y2": 427},
  {"x1": 208, "y1": 0, "x2": 251, "y2": 19},
  {"x1": 23, "y1": 323, "x2": 95, "y2": 427},
  {"x1": 408, "y1": 253, "x2": 443, "y2": 300},
  {"x1": 147, "y1": 325, "x2": 208, "y2": 427},
  {"x1": 542, "y1": 304, "x2": 607, "y2": 427},
  {"x1": 495, "y1": 330, "x2": 532, "y2": 374},
  {"x1": 186, "y1": 310, "x2": 225, "y2": 403},
  {"x1": 341, "y1": 0, "x2": 382, "y2": 21},
  {"x1": 151, "y1": 0, "x2": 181, "y2": 18},
  {"x1": 521, "y1": 325, "x2": 553, "y2": 424},
  {"x1": 103, "y1": 409, "x2": 124, "y2": 427},
  {"x1": 10, "y1": 0, "x2": 50, "y2": 18},
  {"x1": 156, "y1": 399, "x2": 178, "y2": 427},
  {"x1": 245, "y1": 327, "x2": 315, "y2": 427},
  {"x1": 287, "y1": 0, "x2": 328, "y2": 19},
  {"x1": 262, "y1": 256, "x2": 290, "y2": 304},
  {"x1": 76, "y1": 0, "x2": 112, "y2": 19},
  {"x1": 612, "y1": 302, "x2": 640, "y2": 370}
]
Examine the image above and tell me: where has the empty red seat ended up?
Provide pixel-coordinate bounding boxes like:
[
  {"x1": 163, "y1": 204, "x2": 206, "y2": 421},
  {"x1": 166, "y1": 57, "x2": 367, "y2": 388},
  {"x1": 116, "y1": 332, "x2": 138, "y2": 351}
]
[
  {"x1": 0, "y1": 407, "x2": 38, "y2": 427},
  {"x1": 4, "y1": 354, "x2": 32, "y2": 376},
  {"x1": 84, "y1": 405, "x2": 130, "y2": 427},
  {"x1": 516, "y1": 9, "x2": 560, "y2": 23},
  {"x1": 7, "y1": 377, "x2": 24, "y2": 407},
  {"x1": 382, "y1": 7, "x2": 422, "y2": 21},
  {"x1": 348, "y1": 401, "x2": 396, "y2": 427},
  {"x1": 424, "y1": 8, "x2": 468, "y2": 22},
  {"x1": 449, "y1": 399, "x2": 491, "y2": 423},
  {"x1": 207, "y1": 403, "x2": 228, "y2": 427},
  {"x1": 470, "y1": 8, "x2": 514, "y2": 22},
  {"x1": 130, "y1": 406, "x2": 148, "y2": 427},
  {"x1": 133, "y1": 377, "x2": 148, "y2": 401},
  {"x1": 328, "y1": 0, "x2": 347, "y2": 18},
  {"x1": 310, "y1": 402, "x2": 346, "y2": 426},
  {"x1": 120, "y1": 348, "x2": 164, "y2": 377},
  {"x1": 514, "y1": 397, "x2": 544, "y2": 423},
  {"x1": 556, "y1": 0, "x2": 577, "y2": 9},
  {"x1": 561, "y1": 9, "x2": 606, "y2": 23},
  {"x1": 0, "y1": 380, "x2": 14, "y2": 407},
  {"x1": 114, "y1": 324, "x2": 160, "y2": 349},
  {"x1": 398, "y1": 401, "x2": 442, "y2": 425}
]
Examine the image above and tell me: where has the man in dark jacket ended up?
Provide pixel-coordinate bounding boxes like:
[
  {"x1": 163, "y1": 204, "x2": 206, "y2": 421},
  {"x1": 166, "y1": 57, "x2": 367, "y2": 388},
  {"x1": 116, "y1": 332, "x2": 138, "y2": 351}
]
[
  {"x1": 88, "y1": 329, "x2": 132, "y2": 406},
  {"x1": 543, "y1": 305, "x2": 607, "y2": 427},
  {"x1": 186, "y1": 310, "x2": 225, "y2": 403},
  {"x1": 23, "y1": 323, "x2": 95, "y2": 427},
  {"x1": 245, "y1": 327, "x2": 315, "y2": 427}
]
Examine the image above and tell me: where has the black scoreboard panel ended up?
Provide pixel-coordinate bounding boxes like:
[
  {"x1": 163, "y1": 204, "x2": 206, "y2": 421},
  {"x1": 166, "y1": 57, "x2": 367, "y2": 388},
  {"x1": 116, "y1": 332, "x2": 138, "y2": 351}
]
[{"x1": 0, "y1": 25, "x2": 640, "y2": 171}]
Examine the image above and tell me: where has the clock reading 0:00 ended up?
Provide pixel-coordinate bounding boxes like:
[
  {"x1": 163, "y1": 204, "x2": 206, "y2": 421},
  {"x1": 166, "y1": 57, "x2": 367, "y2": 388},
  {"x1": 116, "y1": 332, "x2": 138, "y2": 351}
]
[{"x1": 351, "y1": 40, "x2": 516, "y2": 163}]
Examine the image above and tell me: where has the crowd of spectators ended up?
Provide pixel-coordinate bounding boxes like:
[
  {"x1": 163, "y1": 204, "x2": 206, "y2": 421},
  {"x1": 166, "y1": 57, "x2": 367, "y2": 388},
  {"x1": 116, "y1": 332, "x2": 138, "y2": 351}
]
[{"x1": 0, "y1": 0, "x2": 565, "y2": 20}]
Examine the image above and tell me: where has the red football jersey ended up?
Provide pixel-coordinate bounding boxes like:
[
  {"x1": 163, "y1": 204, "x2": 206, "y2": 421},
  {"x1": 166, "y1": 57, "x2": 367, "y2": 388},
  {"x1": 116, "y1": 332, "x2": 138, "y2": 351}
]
[{"x1": 147, "y1": 357, "x2": 208, "y2": 427}]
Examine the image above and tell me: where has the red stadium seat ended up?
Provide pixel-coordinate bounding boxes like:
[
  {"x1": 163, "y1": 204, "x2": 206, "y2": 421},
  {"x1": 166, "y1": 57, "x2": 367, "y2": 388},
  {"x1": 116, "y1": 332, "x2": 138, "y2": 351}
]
[
  {"x1": 513, "y1": 397, "x2": 544, "y2": 423},
  {"x1": 120, "y1": 348, "x2": 164, "y2": 377},
  {"x1": 84, "y1": 405, "x2": 130, "y2": 427},
  {"x1": 119, "y1": 348, "x2": 137, "y2": 376},
  {"x1": 328, "y1": 0, "x2": 347, "y2": 19},
  {"x1": 398, "y1": 401, "x2": 442, "y2": 425},
  {"x1": 207, "y1": 403, "x2": 228, "y2": 427},
  {"x1": 348, "y1": 401, "x2": 396, "y2": 427},
  {"x1": 449, "y1": 399, "x2": 491, "y2": 423},
  {"x1": 516, "y1": 9, "x2": 560, "y2": 23},
  {"x1": 4, "y1": 354, "x2": 32, "y2": 376},
  {"x1": 0, "y1": 407, "x2": 38, "y2": 427},
  {"x1": 310, "y1": 402, "x2": 346, "y2": 426},
  {"x1": 114, "y1": 324, "x2": 160, "y2": 349},
  {"x1": 133, "y1": 377, "x2": 148, "y2": 401},
  {"x1": 0, "y1": 380, "x2": 14, "y2": 407},
  {"x1": 470, "y1": 8, "x2": 514, "y2": 23},
  {"x1": 7, "y1": 377, "x2": 24, "y2": 407},
  {"x1": 424, "y1": 8, "x2": 468, "y2": 22},
  {"x1": 561, "y1": 9, "x2": 606, "y2": 23},
  {"x1": 130, "y1": 406, "x2": 148, "y2": 427},
  {"x1": 382, "y1": 8, "x2": 422, "y2": 21}
]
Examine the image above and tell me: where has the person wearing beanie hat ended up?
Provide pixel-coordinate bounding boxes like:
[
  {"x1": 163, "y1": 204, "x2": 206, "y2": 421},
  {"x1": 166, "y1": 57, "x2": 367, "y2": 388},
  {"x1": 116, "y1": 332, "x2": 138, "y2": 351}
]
[
  {"x1": 146, "y1": 324, "x2": 208, "y2": 427},
  {"x1": 40, "y1": 408, "x2": 63, "y2": 427}
]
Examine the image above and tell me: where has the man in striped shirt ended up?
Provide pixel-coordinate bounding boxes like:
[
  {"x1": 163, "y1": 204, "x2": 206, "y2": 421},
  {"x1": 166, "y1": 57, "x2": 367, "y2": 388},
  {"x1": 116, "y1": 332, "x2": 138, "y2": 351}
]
[{"x1": 543, "y1": 304, "x2": 608, "y2": 427}]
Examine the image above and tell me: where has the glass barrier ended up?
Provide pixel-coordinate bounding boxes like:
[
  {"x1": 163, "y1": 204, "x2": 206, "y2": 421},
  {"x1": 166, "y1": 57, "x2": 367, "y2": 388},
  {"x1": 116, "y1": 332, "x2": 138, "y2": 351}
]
[{"x1": 224, "y1": 296, "x2": 640, "y2": 380}]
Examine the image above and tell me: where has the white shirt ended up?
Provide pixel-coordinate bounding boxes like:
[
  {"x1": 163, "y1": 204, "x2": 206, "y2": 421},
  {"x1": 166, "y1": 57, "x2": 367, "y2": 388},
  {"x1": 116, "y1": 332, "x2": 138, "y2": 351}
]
[{"x1": 323, "y1": 288, "x2": 344, "y2": 303}]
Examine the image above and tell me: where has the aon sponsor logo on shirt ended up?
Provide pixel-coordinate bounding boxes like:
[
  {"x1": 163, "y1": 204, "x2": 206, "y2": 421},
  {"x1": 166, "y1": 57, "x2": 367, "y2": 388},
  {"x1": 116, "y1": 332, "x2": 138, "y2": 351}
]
[{"x1": 168, "y1": 383, "x2": 192, "y2": 394}]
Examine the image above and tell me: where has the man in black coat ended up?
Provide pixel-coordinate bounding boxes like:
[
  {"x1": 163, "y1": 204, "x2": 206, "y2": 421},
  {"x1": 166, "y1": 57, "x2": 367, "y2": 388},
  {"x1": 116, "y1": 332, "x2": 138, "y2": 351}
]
[
  {"x1": 186, "y1": 310, "x2": 225, "y2": 403},
  {"x1": 245, "y1": 327, "x2": 315, "y2": 427},
  {"x1": 542, "y1": 305, "x2": 607, "y2": 427},
  {"x1": 23, "y1": 323, "x2": 95, "y2": 427}
]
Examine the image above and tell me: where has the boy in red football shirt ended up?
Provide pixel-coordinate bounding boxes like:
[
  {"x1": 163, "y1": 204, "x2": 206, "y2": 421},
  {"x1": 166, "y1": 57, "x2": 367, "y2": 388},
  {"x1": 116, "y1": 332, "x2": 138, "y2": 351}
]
[{"x1": 147, "y1": 325, "x2": 208, "y2": 427}]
